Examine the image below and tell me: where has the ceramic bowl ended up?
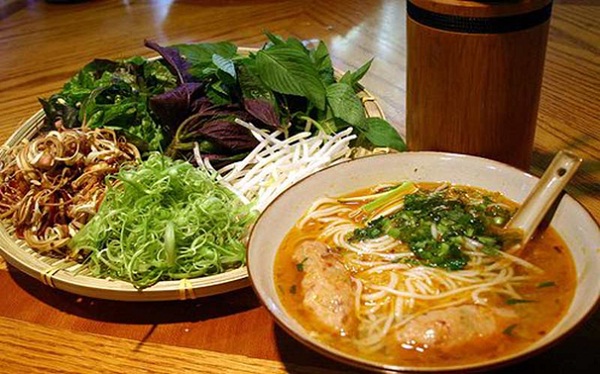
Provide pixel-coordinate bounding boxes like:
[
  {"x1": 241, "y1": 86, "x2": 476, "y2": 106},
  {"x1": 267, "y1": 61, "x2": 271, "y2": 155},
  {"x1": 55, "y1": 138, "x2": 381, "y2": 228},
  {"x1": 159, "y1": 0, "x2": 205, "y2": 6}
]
[{"x1": 246, "y1": 151, "x2": 600, "y2": 372}]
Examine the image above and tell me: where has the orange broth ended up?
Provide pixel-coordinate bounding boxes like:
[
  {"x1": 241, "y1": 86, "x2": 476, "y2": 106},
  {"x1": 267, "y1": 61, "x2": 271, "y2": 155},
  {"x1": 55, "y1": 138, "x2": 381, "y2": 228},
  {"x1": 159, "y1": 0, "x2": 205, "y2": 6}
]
[{"x1": 274, "y1": 183, "x2": 577, "y2": 367}]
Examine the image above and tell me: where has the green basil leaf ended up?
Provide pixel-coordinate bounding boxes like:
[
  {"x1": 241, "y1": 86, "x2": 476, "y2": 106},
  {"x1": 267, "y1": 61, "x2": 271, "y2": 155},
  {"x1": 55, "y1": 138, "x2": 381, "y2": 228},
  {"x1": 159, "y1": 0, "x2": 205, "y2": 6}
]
[
  {"x1": 359, "y1": 117, "x2": 407, "y2": 151},
  {"x1": 264, "y1": 31, "x2": 285, "y2": 46},
  {"x1": 256, "y1": 45, "x2": 326, "y2": 110},
  {"x1": 311, "y1": 41, "x2": 335, "y2": 86},
  {"x1": 284, "y1": 36, "x2": 310, "y2": 54},
  {"x1": 212, "y1": 54, "x2": 236, "y2": 78},
  {"x1": 339, "y1": 59, "x2": 374, "y2": 90},
  {"x1": 350, "y1": 58, "x2": 373, "y2": 86},
  {"x1": 238, "y1": 63, "x2": 280, "y2": 128},
  {"x1": 238, "y1": 62, "x2": 277, "y2": 104},
  {"x1": 339, "y1": 71, "x2": 353, "y2": 86},
  {"x1": 173, "y1": 42, "x2": 237, "y2": 81},
  {"x1": 320, "y1": 117, "x2": 339, "y2": 135},
  {"x1": 173, "y1": 42, "x2": 238, "y2": 65},
  {"x1": 326, "y1": 83, "x2": 365, "y2": 126},
  {"x1": 206, "y1": 83, "x2": 231, "y2": 106}
]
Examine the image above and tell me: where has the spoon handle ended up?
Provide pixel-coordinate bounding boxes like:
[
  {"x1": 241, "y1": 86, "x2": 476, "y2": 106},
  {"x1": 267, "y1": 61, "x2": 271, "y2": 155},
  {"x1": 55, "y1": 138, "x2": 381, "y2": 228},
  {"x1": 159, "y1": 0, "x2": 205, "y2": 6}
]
[{"x1": 506, "y1": 150, "x2": 582, "y2": 251}]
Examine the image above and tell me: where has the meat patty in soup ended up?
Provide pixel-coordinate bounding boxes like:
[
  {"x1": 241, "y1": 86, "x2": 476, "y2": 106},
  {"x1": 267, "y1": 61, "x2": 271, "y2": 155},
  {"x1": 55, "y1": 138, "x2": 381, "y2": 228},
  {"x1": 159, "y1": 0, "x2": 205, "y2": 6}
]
[
  {"x1": 292, "y1": 240, "x2": 356, "y2": 336},
  {"x1": 393, "y1": 305, "x2": 517, "y2": 354}
]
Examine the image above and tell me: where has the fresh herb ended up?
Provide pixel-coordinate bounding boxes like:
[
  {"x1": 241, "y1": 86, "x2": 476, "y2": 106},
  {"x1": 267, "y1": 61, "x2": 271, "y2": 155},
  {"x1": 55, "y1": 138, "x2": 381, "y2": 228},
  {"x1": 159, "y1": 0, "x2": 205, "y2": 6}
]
[
  {"x1": 506, "y1": 298, "x2": 536, "y2": 305},
  {"x1": 148, "y1": 33, "x2": 405, "y2": 164},
  {"x1": 361, "y1": 182, "x2": 416, "y2": 216},
  {"x1": 40, "y1": 57, "x2": 177, "y2": 152},
  {"x1": 41, "y1": 34, "x2": 405, "y2": 165},
  {"x1": 296, "y1": 257, "x2": 308, "y2": 272},
  {"x1": 349, "y1": 187, "x2": 514, "y2": 271},
  {"x1": 68, "y1": 153, "x2": 255, "y2": 289},
  {"x1": 537, "y1": 281, "x2": 556, "y2": 288},
  {"x1": 503, "y1": 324, "x2": 518, "y2": 336}
]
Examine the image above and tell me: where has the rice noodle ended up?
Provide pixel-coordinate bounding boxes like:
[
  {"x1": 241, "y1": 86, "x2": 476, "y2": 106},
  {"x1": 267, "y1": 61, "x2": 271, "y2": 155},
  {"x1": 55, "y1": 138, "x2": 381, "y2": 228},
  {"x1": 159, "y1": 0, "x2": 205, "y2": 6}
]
[{"x1": 295, "y1": 184, "x2": 544, "y2": 351}]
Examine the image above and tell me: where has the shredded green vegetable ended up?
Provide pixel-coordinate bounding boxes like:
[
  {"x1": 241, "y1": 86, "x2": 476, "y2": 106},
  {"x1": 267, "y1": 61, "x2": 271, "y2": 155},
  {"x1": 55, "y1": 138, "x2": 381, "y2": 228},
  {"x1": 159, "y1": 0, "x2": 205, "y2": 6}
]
[{"x1": 69, "y1": 153, "x2": 255, "y2": 289}]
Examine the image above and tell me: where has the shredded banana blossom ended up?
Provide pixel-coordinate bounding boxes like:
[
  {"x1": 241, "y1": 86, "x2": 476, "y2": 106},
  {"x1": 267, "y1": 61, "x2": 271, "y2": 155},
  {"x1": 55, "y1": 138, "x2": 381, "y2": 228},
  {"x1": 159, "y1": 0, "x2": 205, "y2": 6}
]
[{"x1": 0, "y1": 127, "x2": 140, "y2": 256}]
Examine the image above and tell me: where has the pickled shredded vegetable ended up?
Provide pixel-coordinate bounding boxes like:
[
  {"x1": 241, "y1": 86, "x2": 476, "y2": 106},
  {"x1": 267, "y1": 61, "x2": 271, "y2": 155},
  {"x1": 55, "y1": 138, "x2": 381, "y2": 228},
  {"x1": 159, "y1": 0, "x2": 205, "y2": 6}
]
[
  {"x1": 69, "y1": 153, "x2": 255, "y2": 289},
  {"x1": 196, "y1": 119, "x2": 357, "y2": 212}
]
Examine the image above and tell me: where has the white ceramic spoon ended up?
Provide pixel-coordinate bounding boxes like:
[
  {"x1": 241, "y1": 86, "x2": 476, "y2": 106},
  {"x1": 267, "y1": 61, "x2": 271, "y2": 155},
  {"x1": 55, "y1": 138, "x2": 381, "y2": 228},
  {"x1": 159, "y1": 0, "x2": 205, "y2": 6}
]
[{"x1": 505, "y1": 150, "x2": 582, "y2": 253}]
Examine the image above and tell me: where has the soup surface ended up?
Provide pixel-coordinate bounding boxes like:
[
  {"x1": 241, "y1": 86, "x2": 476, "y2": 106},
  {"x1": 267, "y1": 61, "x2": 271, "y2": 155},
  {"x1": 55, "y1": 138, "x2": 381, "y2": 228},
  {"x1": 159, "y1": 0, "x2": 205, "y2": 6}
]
[{"x1": 274, "y1": 182, "x2": 576, "y2": 367}]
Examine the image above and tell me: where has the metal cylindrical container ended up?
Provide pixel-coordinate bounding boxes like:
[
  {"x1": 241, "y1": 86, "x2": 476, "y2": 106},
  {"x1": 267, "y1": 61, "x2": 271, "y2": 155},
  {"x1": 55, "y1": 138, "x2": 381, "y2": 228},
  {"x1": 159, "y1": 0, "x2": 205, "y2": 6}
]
[{"x1": 406, "y1": 0, "x2": 552, "y2": 170}]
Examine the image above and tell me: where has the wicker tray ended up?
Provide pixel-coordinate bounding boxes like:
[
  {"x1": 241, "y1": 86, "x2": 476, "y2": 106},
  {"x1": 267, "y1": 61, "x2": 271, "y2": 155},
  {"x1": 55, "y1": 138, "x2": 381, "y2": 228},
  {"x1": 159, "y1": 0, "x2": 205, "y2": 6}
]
[{"x1": 0, "y1": 49, "x2": 387, "y2": 301}]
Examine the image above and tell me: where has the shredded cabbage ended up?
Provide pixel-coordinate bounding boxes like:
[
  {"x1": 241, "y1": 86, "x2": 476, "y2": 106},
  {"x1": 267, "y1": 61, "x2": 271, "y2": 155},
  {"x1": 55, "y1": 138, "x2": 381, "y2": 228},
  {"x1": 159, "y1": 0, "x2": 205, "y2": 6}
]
[{"x1": 69, "y1": 153, "x2": 255, "y2": 289}]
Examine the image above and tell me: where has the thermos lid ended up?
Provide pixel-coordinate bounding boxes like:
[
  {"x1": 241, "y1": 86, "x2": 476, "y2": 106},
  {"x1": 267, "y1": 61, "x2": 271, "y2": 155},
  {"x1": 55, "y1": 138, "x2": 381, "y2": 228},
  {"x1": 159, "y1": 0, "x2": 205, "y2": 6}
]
[
  {"x1": 407, "y1": 0, "x2": 553, "y2": 33},
  {"x1": 408, "y1": 0, "x2": 552, "y2": 18}
]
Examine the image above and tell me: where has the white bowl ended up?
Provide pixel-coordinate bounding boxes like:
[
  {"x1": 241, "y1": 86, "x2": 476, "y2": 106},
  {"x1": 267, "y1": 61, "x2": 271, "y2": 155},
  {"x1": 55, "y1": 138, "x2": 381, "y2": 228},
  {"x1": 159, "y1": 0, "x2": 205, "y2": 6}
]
[{"x1": 247, "y1": 152, "x2": 600, "y2": 372}]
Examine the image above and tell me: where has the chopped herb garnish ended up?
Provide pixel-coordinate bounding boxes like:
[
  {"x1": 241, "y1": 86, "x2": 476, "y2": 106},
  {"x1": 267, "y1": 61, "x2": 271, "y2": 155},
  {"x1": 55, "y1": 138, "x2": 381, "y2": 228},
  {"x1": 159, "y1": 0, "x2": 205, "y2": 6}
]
[
  {"x1": 349, "y1": 187, "x2": 513, "y2": 271},
  {"x1": 537, "y1": 281, "x2": 556, "y2": 288},
  {"x1": 503, "y1": 324, "x2": 518, "y2": 336},
  {"x1": 296, "y1": 257, "x2": 308, "y2": 272},
  {"x1": 506, "y1": 298, "x2": 535, "y2": 305}
]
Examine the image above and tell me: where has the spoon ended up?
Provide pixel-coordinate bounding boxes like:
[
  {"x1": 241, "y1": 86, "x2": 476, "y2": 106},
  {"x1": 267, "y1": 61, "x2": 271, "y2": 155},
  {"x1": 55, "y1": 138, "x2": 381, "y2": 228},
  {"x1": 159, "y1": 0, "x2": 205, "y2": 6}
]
[{"x1": 504, "y1": 150, "x2": 582, "y2": 254}]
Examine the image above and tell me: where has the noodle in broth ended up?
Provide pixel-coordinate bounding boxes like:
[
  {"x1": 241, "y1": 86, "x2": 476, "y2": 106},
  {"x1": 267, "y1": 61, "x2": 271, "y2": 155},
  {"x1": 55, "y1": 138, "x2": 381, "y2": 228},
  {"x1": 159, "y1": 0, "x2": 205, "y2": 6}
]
[{"x1": 274, "y1": 182, "x2": 576, "y2": 366}]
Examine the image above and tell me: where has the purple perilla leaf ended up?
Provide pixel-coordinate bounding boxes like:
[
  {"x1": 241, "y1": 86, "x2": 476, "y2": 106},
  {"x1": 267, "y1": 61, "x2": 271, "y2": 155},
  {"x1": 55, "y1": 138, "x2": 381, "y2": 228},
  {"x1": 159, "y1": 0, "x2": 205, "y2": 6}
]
[
  {"x1": 144, "y1": 39, "x2": 194, "y2": 83},
  {"x1": 149, "y1": 82, "x2": 204, "y2": 136},
  {"x1": 197, "y1": 117, "x2": 259, "y2": 153},
  {"x1": 244, "y1": 98, "x2": 280, "y2": 130}
]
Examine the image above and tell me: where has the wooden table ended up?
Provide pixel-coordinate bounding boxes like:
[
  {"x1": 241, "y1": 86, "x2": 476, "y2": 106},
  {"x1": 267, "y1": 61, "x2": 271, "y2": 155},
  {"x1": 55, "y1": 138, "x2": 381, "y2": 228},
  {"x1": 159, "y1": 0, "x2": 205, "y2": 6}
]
[{"x1": 0, "y1": 1, "x2": 598, "y2": 373}]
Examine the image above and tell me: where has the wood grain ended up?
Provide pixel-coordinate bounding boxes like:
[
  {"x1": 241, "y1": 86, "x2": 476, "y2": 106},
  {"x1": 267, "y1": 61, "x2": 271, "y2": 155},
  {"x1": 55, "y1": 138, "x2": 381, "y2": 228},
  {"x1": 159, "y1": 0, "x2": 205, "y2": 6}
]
[
  {"x1": 0, "y1": 316, "x2": 344, "y2": 374},
  {"x1": 406, "y1": 0, "x2": 552, "y2": 170},
  {"x1": 0, "y1": 267, "x2": 357, "y2": 372},
  {"x1": 0, "y1": 1, "x2": 598, "y2": 373}
]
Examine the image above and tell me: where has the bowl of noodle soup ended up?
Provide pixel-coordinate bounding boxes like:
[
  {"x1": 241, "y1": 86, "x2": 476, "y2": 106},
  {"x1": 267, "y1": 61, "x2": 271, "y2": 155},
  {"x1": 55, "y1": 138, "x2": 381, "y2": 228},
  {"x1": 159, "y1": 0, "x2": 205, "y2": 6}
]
[{"x1": 246, "y1": 152, "x2": 600, "y2": 372}]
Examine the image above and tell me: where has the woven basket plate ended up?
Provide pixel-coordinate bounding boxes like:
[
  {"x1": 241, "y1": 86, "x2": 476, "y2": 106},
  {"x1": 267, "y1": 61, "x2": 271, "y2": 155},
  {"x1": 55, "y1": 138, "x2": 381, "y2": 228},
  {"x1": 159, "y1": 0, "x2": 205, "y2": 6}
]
[{"x1": 0, "y1": 49, "x2": 387, "y2": 301}]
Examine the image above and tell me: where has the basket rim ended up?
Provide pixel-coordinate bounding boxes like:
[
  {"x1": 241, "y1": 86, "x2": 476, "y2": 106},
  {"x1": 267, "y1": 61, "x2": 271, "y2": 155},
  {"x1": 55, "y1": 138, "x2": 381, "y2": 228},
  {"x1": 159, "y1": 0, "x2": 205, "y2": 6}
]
[{"x1": 0, "y1": 46, "x2": 387, "y2": 302}]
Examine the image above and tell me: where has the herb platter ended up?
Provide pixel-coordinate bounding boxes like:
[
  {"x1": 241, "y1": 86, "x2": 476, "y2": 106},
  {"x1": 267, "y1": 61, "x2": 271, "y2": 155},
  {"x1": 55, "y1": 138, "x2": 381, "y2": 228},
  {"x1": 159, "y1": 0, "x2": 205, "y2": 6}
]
[{"x1": 0, "y1": 37, "x2": 399, "y2": 301}]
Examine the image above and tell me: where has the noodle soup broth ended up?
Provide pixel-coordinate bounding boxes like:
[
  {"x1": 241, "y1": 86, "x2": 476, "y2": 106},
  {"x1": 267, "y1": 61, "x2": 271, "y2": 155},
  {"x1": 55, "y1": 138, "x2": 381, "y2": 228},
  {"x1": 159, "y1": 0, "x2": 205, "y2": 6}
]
[{"x1": 274, "y1": 182, "x2": 576, "y2": 367}]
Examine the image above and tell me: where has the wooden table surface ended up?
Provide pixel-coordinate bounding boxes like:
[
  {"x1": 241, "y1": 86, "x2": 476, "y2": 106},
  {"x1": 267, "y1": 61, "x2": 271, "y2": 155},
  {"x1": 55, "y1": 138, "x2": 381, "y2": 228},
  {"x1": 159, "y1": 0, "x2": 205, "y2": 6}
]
[{"x1": 0, "y1": 0, "x2": 598, "y2": 373}]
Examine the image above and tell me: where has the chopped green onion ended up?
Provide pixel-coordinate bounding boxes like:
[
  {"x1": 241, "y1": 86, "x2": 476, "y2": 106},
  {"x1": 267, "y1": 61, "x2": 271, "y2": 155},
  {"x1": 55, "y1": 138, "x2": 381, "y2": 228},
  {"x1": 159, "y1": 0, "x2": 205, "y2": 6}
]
[
  {"x1": 506, "y1": 298, "x2": 536, "y2": 305},
  {"x1": 69, "y1": 153, "x2": 255, "y2": 289},
  {"x1": 503, "y1": 324, "x2": 518, "y2": 336},
  {"x1": 361, "y1": 181, "x2": 415, "y2": 214},
  {"x1": 537, "y1": 281, "x2": 556, "y2": 288},
  {"x1": 296, "y1": 258, "x2": 308, "y2": 272}
]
